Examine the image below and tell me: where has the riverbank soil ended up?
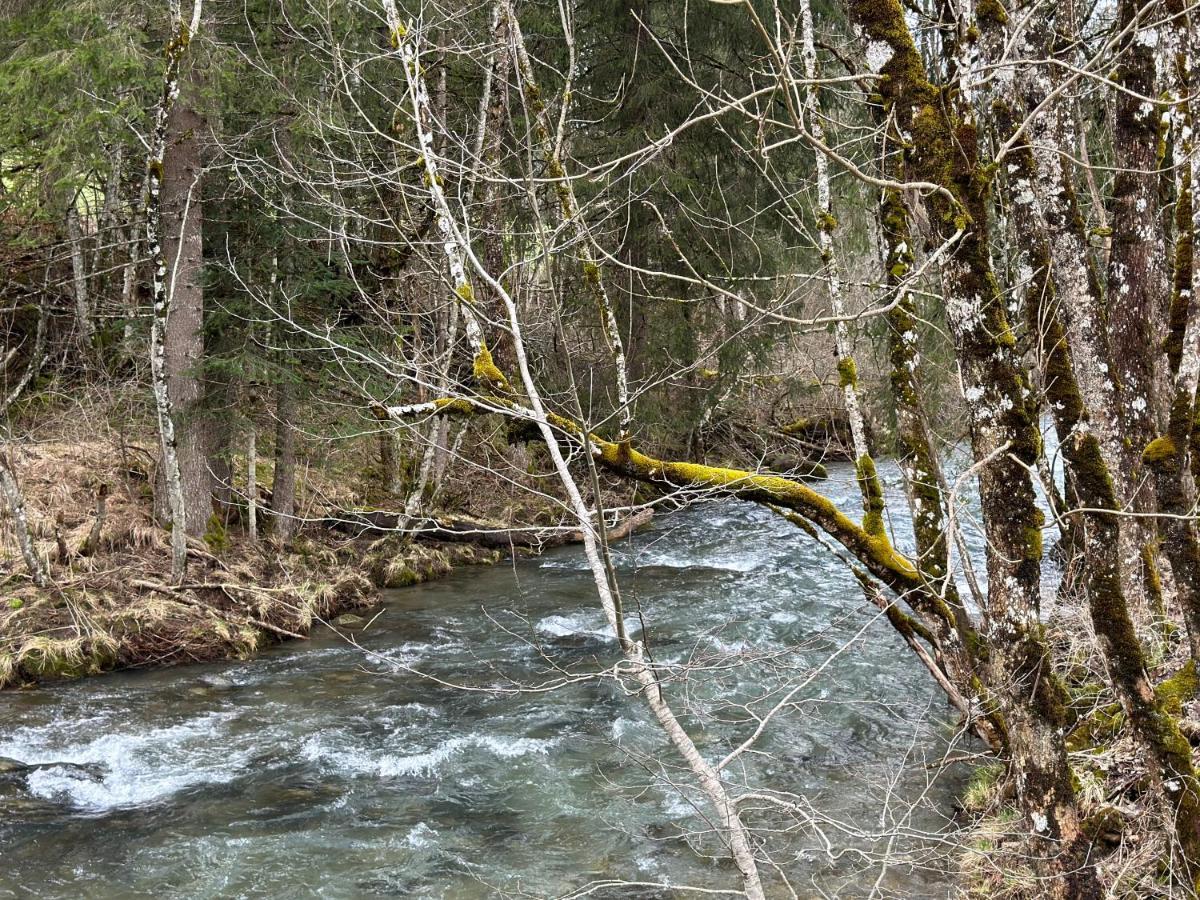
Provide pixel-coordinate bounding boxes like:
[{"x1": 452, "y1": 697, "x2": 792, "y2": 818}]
[{"x1": 0, "y1": 436, "x2": 529, "y2": 688}]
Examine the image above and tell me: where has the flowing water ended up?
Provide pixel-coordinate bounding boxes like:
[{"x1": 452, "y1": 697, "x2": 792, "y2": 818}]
[{"x1": 0, "y1": 460, "x2": 982, "y2": 898}]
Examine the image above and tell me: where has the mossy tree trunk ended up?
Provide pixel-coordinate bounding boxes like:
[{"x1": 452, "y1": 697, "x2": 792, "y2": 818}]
[
  {"x1": 995, "y1": 72, "x2": 1200, "y2": 880},
  {"x1": 844, "y1": 1, "x2": 1096, "y2": 890},
  {"x1": 1146, "y1": 6, "x2": 1200, "y2": 665}
]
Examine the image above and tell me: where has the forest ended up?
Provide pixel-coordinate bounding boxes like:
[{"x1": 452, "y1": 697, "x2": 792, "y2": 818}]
[{"x1": 3, "y1": 0, "x2": 1200, "y2": 896}]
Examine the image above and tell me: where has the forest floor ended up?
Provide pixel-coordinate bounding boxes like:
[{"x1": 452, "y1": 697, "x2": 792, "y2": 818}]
[
  {"x1": 0, "y1": 436, "x2": 608, "y2": 689},
  {"x1": 957, "y1": 594, "x2": 1200, "y2": 897}
]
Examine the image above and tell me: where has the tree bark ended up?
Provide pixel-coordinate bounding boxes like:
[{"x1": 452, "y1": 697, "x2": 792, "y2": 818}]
[
  {"x1": 65, "y1": 204, "x2": 94, "y2": 353},
  {"x1": 146, "y1": 3, "x2": 203, "y2": 582},
  {"x1": 269, "y1": 379, "x2": 297, "y2": 542},
  {"x1": 160, "y1": 48, "x2": 211, "y2": 538},
  {"x1": 0, "y1": 451, "x2": 47, "y2": 587},
  {"x1": 844, "y1": 2, "x2": 1096, "y2": 891}
]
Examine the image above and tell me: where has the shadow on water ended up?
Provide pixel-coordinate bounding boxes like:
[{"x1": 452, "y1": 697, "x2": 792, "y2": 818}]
[{"x1": 0, "y1": 459, "x2": 982, "y2": 898}]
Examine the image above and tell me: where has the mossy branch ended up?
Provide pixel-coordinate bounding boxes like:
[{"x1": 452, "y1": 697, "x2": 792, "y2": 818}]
[{"x1": 378, "y1": 396, "x2": 925, "y2": 595}]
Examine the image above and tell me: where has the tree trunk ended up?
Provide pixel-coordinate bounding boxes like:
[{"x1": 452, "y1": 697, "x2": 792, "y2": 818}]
[
  {"x1": 160, "y1": 52, "x2": 211, "y2": 538},
  {"x1": 246, "y1": 423, "x2": 257, "y2": 542},
  {"x1": 998, "y1": 85, "x2": 1200, "y2": 877},
  {"x1": 65, "y1": 204, "x2": 94, "y2": 353},
  {"x1": 0, "y1": 450, "x2": 47, "y2": 587},
  {"x1": 845, "y1": 2, "x2": 1096, "y2": 890},
  {"x1": 145, "y1": 4, "x2": 203, "y2": 582},
  {"x1": 270, "y1": 379, "x2": 297, "y2": 542}
]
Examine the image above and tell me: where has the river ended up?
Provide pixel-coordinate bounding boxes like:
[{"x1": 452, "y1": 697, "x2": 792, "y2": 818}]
[{"x1": 0, "y1": 460, "x2": 978, "y2": 898}]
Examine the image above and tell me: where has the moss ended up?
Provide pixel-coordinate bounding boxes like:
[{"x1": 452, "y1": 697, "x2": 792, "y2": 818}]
[
  {"x1": 1023, "y1": 524, "x2": 1043, "y2": 562},
  {"x1": 393, "y1": 565, "x2": 420, "y2": 587},
  {"x1": 976, "y1": 0, "x2": 1009, "y2": 25},
  {"x1": 582, "y1": 261, "x2": 600, "y2": 285},
  {"x1": 1156, "y1": 660, "x2": 1198, "y2": 717},
  {"x1": 472, "y1": 345, "x2": 509, "y2": 390},
  {"x1": 455, "y1": 282, "x2": 475, "y2": 304},
  {"x1": 816, "y1": 210, "x2": 838, "y2": 232},
  {"x1": 389, "y1": 20, "x2": 407, "y2": 49},
  {"x1": 590, "y1": 438, "x2": 921, "y2": 588},
  {"x1": 855, "y1": 455, "x2": 887, "y2": 537},
  {"x1": 7, "y1": 598, "x2": 23, "y2": 610},
  {"x1": 837, "y1": 357, "x2": 858, "y2": 389},
  {"x1": 204, "y1": 514, "x2": 230, "y2": 554},
  {"x1": 1066, "y1": 701, "x2": 1124, "y2": 751},
  {"x1": 1143, "y1": 435, "x2": 1178, "y2": 466}
]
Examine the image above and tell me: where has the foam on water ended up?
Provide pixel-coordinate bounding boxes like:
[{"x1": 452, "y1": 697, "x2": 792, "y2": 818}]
[
  {"x1": 0, "y1": 711, "x2": 246, "y2": 811},
  {"x1": 300, "y1": 731, "x2": 559, "y2": 779},
  {"x1": 535, "y1": 613, "x2": 615, "y2": 641}
]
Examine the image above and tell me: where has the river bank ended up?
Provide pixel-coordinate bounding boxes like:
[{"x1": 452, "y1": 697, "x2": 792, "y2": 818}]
[{"x1": 0, "y1": 438, "x2": 610, "y2": 689}]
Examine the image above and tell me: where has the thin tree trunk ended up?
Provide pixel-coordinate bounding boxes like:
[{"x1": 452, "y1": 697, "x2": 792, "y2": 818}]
[
  {"x1": 246, "y1": 422, "x2": 257, "y2": 542},
  {"x1": 0, "y1": 451, "x2": 47, "y2": 587},
  {"x1": 270, "y1": 378, "x2": 297, "y2": 542},
  {"x1": 65, "y1": 204, "x2": 94, "y2": 353},
  {"x1": 505, "y1": 2, "x2": 632, "y2": 436},
  {"x1": 381, "y1": 8, "x2": 765, "y2": 893}
]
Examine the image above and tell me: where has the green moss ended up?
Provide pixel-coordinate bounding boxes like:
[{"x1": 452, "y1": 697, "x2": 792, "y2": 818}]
[
  {"x1": 1066, "y1": 701, "x2": 1124, "y2": 751},
  {"x1": 1023, "y1": 524, "x2": 1043, "y2": 561},
  {"x1": 1143, "y1": 435, "x2": 1177, "y2": 466},
  {"x1": 1156, "y1": 661, "x2": 1198, "y2": 717},
  {"x1": 976, "y1": 0, "x2": 1009, "y2": 25},
  {"x1": 204, "y1": 514, "x2": 230, "y2": 554},
  {"x1": 837, "y1": 357, "x2": 858, "y2": 389},
  {"x1": 455, "y1": 282, "x2": 475, "y2": 304},
  {"x1": 590, "y1": 438, "x2": 920, "y2": 587},
  {"x1": 582, "y1": 261, "x2": 600, "y2": 285},
  {"x1": 7, "y1": 598, "x2": 23, "y2": 610},
  {"x1": 472, "y1": 345, "x2": 509, "y2": 390},
  {"x1": 389, "y1": 21, "x2": 407, "y2": 48}
]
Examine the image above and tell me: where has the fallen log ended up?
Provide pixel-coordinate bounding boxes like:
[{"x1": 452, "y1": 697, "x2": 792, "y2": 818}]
[{"x1": 324, "y1": 507, "x2": 654, "y2": 550}]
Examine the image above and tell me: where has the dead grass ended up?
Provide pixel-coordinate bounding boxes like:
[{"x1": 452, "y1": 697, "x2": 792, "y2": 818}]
[
  {"x1": 0, "y1": 435, "x2": 502, "y2": 689},
  {"x1": 957, "y1": 572, "x2": 1200, "y2": 898}
]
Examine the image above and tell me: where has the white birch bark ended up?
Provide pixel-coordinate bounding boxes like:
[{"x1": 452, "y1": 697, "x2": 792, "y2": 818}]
[{"x1": 799, "y1": 0, "x2": 869, "y2": 469}]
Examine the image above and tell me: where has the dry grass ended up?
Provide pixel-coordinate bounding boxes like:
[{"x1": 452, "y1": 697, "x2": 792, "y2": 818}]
[
  {"x1": 0, "y1": 434, "x2": 500, "y2": 689},
  {"x1": 957, "y1": 571, "x2": 1200, "y2": 898}
]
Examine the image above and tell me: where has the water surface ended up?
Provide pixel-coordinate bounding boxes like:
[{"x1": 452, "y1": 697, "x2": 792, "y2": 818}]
[{"x1": 1, "y1": 461, "x2": 975, "y2": 898}]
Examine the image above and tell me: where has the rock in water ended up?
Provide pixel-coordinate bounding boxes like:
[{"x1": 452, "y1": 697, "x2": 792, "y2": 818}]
[
  {"x1": 333, "y1": 613, "x2": 366, "y2": 627},
  {"x1": 0, "y1": 756, "x2": 28, "y2": 775}
]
